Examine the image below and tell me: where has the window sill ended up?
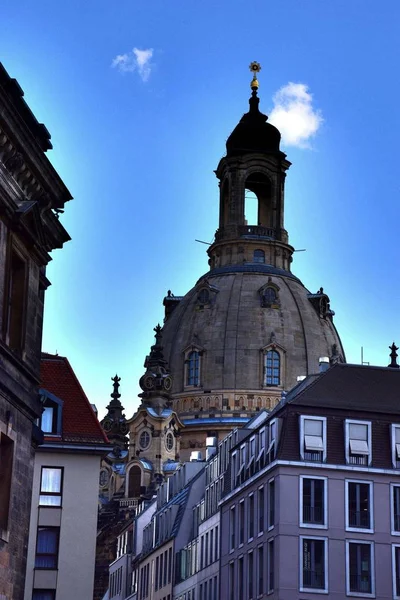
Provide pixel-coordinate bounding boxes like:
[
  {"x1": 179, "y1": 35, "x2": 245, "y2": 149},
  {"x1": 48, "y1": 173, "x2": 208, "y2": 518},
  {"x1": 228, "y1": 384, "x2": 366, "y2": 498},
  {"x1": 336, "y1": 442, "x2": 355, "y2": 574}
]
[
  {"x1": 299, "y1": 586, "x2": 328, "y2": 594},
  {"x1": 345, "y1": 527, "x2": 374, "y2": 534},
  {"x1": 391, "y1": 530, "x2": 400, "y2": 536},
  {"x1": 346, "y1": 592, "x2": 374, "y2": 598},
  {"x1": 300, "y1": 522, "x2": 328, "y2": 530}
]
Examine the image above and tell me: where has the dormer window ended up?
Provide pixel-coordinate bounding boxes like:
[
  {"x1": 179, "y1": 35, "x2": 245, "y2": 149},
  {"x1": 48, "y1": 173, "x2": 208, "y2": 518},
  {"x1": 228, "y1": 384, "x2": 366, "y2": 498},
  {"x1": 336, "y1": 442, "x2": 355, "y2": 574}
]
[
  {"x1": 197, "y1": 288, "x2": 210, "y2": 305},
  {"x1": 39, "y1": 390, "x2": 63, "y2": 435},
  {"x1": 345, "y1": 420, "x2": 371, "y2": 466},
  {"x1": 264, "y1": 350, "x2": 280, "y2": 386},
  {"x1": 300, "y1": 416, "x2": 327, "y2": 462},
  {"x1": 391, "y1": 424, "x2": 400, "y2": 468}
]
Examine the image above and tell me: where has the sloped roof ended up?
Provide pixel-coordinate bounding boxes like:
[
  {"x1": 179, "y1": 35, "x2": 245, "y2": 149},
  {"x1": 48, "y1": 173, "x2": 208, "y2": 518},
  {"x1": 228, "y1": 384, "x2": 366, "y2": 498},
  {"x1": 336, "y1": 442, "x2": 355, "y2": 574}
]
[
  {"x1": 40, "y1": 353, "x2": 109, "y2": 444},
  {"x1": 284, "y1": 363, "x2": 400, "y2": 414}
]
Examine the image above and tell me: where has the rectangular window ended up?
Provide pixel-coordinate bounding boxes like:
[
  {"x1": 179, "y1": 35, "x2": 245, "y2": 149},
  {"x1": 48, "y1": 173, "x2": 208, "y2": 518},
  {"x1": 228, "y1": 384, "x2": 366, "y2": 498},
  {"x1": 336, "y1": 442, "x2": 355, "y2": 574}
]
[
  {"x1": 229, "y1": 562, "x2": 235, "y2": 600},
  {"x1": 256, "y1": 428, "x2": 265, "y2": 469},
  {"x1": 248, "y1": 551, "x2": 254, "y2": 599},
  {"x1": 346, "y1": 541, "x2": 374, "y2": 596},
  {"x1": 168, "y1": 547, "x2": 172, "y2": 583},
  {"x1": 39, "y1": 467, "x2": 63, "y2": 506},
  {"x1": 155, "y1": 556, "x2": 159, "y2": 590},
  {"x1": 392, "y1": 545, "x2": 400, "y2": 599},
  {"x1": 392, "y1": 485, "x2": 400, "y2": 535},
  {"x1": 300, "y1": 537, "x2": 327, "y2": 592},
  {"x1": 5, "y1": 249, "x2": 27, "y2": 352},
  {"x1": 346, "y1": 420, "x2": 371, "y2": 466},
  {"x1": 248, "y1": 494, "x2": 254, "y2": 540},
  {"x1": 392, "y1": 425, "x2": 400, "y2": 468},
  {"x1": 346, "y1": 480, "x2": 373, "y2": 532},
  {"x1": 257, "y1": 545, "x2": 264, "y2": 596},
  {"x1": 300, "y1": 476, "x2": 326, "y2": 528},
  {"x1": 267, "y1": 539, "x2": 274, "y2": 592},
  {"x1": 258, "y1": 486, "x2": 264, "y2": 534},
  {"x1": 35, "y1": 527, "x2": 59, "y2": 569},
  {"x1": 205, "y1": 531, "x2": 209, "y2": 566},
  {"x1": 213, "y1": 576, "x2": 218, "y2": 600},
  {"x1": 238, "y1": 556, "x2": 244, "y2": 598},
  {"x1": 268, "y1": 479, "x2": 275, "y2": 529},
  {"x1": 200, "y1": 535, "x2": 205, "y2": 569},
  {"x1": 215, "y1": 524, "x2": 219, "y2": 559},
  {"x1": 0, "y1": 432, "x2": 14, "y2": 532},
  {"x1": 300, "y1": 416, "x2": 326, "y2": 462},
  {"x1": 229, "y1": 506, "x2": 236, "y2": 551},
  {"x1": 32, "y1": 592, "x2": 56, "y2": 600},
  {"x1": 210, "y1": 528, "x2": 214, "y2": 564},
  {"x1": 239, "y1": 500, "x2": 245, "y2": 545},
  {"x1": 267, "y1": 420, "x2": 277, "y2": 461}
]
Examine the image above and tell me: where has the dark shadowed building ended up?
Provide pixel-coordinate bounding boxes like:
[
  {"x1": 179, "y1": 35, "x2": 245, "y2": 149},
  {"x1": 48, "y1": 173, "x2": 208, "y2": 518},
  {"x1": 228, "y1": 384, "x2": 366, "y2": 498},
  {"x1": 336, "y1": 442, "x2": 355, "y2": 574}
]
[{"x1": 0, "y1": 64, "x2": 71, "y2": 600}]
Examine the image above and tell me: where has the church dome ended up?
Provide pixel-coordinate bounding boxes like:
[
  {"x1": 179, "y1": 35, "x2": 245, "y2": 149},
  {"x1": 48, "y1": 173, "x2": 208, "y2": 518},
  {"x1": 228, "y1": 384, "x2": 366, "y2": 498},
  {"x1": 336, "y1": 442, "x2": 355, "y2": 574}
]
[
  {"x1": 162, "y1": 264, "x2": 344, "y2": 398},
  {"x1": 226, "y1": 90, "x2": 282, "y2": 157}
]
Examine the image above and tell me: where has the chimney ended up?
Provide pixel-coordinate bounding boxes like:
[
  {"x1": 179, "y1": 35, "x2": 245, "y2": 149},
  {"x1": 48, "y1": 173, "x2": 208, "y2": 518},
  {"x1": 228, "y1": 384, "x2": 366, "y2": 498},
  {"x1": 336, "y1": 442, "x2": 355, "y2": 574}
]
[
  {"x1": 190, "y1": 451, "x2": 202, "y2": 462},
  {"x1": 319, "y1": 356, "x2": 330, "y2": 373},
  {"x1": 206, "y1": 436, "x2": 217, "y2": 460}
]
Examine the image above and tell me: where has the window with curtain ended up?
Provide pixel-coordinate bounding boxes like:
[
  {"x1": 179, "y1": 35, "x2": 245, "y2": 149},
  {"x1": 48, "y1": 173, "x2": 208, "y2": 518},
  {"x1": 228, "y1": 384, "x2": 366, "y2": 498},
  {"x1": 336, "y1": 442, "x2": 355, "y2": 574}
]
[
  {"x1": 35, "y1": 527, "x2": 59, "y2": 569},
  {"x1": 265, "y1": 350, "x2": 280, "y2": 386},
  {"x1": 39, "y1": 467, "x2": 63, "y2": 506},
  {"x1": 41, "y1": 406, "x2": 54, "y2": 433},
  {"x1": 187, "y1": 351, "x2": 200, "y2": 386},
  {"x1": 32, "y1": 591, "x2": 55, "y2": 600}
]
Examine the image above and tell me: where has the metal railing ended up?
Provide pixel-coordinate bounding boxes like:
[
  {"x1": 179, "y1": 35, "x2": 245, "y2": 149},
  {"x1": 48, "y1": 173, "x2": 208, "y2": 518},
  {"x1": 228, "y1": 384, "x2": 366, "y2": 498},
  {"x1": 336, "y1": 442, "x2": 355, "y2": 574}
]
[
  {"x1": 349, "y1": 574, "x2": 371, "y2": 593},
  {"x1": 304, "y1": 451, "x2": 323, "y2": 462},
  {"x1": 349, "y1": 510, "x2": 370, "y2": 529},
  {"x1": 239, "y1": 225, "x2": 276, "y2": 239},
  {"x1": 303, "y1": 569, "x2": 325, "y2": 589}
]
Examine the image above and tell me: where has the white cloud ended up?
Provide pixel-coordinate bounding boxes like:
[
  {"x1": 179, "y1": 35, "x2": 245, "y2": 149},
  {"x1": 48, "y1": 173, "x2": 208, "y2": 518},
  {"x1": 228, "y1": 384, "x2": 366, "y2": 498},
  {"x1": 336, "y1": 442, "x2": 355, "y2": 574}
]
[
  {"x1": 111, "y1": 48, "x2": 154, "y2": 82},
  {"x1": 269, "y1": 82, "x2": 323, "y2": 148}
]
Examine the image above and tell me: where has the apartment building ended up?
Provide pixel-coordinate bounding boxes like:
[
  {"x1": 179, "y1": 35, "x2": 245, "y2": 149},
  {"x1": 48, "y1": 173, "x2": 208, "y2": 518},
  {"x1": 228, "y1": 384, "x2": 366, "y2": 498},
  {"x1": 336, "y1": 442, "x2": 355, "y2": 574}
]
[
  {"x1": 24, "y1": 354, "x2": 110, "y2": 600},
  {"x1": 220, "y1": 362, "x2": 400, "y2": 599}
]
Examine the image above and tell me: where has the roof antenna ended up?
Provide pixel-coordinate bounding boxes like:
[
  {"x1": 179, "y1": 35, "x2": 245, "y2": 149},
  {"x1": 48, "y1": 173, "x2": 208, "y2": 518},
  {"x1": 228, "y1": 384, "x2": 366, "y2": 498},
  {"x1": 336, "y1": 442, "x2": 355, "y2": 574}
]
[{"x1": 361, "y1": 346, "x2": 369, "y2": 366}]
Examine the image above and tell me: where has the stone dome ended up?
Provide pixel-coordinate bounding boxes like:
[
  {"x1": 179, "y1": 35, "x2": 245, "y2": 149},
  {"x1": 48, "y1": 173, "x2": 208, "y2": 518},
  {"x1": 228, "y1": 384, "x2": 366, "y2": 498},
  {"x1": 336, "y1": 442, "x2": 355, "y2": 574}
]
[
  {"x1": 162, "y1": 263, "x2": 344, "y2": 399},
  {"x1": 226, "y1": 91, "x2": 282, "y2": 157}
]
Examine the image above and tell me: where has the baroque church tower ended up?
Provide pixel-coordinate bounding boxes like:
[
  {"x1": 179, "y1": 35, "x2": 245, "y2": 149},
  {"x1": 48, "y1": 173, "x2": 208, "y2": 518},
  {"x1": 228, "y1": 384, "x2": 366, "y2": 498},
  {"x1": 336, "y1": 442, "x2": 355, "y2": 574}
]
[{"x1": 159, "y1": 64, "x2": 345, "y2": 460}]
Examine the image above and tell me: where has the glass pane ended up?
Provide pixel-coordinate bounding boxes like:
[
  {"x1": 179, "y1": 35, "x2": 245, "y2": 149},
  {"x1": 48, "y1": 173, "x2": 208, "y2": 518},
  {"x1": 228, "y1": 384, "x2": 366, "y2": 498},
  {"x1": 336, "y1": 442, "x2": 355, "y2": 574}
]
[
  {"x1": 41, "y1": 468, "x2": 62, "y2": 493},
  {"x1": 304, "y1": 419, "x2": 323, "y2": 436},
  {"x1": 349, "y1": 423, "x2": 368, "y2": 441},
  {"x1": 41, "y1": 407, "x2": 54, "y2": 433},
  {"x1": 39, "y1": 495, "x2": 61, "y2": 507}
]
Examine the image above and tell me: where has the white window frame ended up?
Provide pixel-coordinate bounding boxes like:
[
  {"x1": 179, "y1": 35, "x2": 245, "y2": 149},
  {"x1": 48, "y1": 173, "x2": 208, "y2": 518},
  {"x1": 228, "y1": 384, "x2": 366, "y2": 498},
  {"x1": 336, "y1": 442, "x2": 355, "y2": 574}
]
[
  {"x1": 231, "y1": 451, "x2": 238, "y2": 489},
  {"x1": 392, "y1": 543, "x2": 400, "y2": 599},
  {"x1": 345, "y1": 540, "x2": 375, "y2": 597},
  {"x1": 268, "y1": 477, "x2": 275, "y2": 531},
  {"x1": 345, "y1": 419, "x2": 372, "y2": 466},
  {"x1": 299, "y1": 535, "x2": 328, "y2": 594},
  {"x1": 267, "y1": 537, "x2": 275, "y2": 593},
  {"x1": 345, "y1": 478, "x2": 374, "y2": 533},
  {"x1": 238, "y1": 499, "x2": 245, "y2": 547},
  {"x1": 248, "y1": 492, "x2": 254, "y2": 542},
  {"x1": 299, "y1": 475, "x2": 328, "y2": 529},
  {"x1": 391, "y1": 424, "x2": 400, "y2": 468},
  {"x1": 184, "y1": 347, "x2": 202, "y2": 389},
  {"x1": 299, "y1": 416, "x2": 327, "y2": 462},
  {"x1": 229, "y1": 505, "x2": 236, "y2": 553},
  {"x1": 391, "y1": 483, "x2": 400, "y2": 536}
]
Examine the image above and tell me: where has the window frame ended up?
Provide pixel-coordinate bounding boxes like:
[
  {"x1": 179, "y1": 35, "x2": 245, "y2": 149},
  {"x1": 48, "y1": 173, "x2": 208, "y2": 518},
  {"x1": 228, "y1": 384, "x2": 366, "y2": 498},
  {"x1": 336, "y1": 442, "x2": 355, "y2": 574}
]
[
  {"x1": 299, "y1": 475, "x2": 328, "y2": 529},
  {"x1": 264, "y1": 349, "x2": 281, "y2": 387},
  {"x1": 268, "y1": 478, "x2": 275, "y2": 531},
  {"x1": 248, "y1": 492, "x2": 254, "y2": 541},
  {"x1": 345, "y1": 540, "x2": 375, "y2": 597},
  {"x1": 392, "y1": 543, "x2": 400, "y2": 599},
  {"x1": 185, "y1": 349, "x2": 201, "y2": 388},
  {"x1": 267, "y1": 538, "x2": 274, "y2": 593},
  {"x1": 345, "y1": 479, "x2": 374, "y2": 533},
  {"x1": 299, "y1": 415, "x2": 327, "y2": 462},
  {"x1": 391, "y1": 424, "x2": 400, "y2": 468},
  {"x1": 345, "y1": 419, "x2": 372, "y2": 466},
  {"x1": 39, "y1": 466, "x2": 64, "y2": 507},
  {"x1": 391, "y1": 483, "x2": 400, "y2": 536},
  {"x1": 299, "y1": 535, "x2": 328, "y2": 594},
  {"x1": 229, "y1": 505, "x2": 236, "y2": 553}
]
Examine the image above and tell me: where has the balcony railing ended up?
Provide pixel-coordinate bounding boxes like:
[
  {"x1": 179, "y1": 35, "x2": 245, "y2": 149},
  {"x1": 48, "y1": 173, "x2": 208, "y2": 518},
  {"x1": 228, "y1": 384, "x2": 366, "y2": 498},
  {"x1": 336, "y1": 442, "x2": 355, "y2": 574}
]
[
  {"x1": 349, "y1": 510, "x2": 370, "y2": 529},
  {"x1": 304, "y1": 451, "x2": 323, "y2": 462},
  {"x1": 303, "y1": 569, "x2": 325, "y2": 589},
  {"x1": 239, "y1": 225, "x2": 276, "y2": 239},
  {"x1": 348, "y1": 454, "x2": 368, "y2": 466},
  {"x1": 303, "y1": 505, "x2": 324, "y2": 525},
  {"x1": 119, "y1": 498, "x2": 143, "y2": 515},
  {"x1": 350, "y1": 574, "x2": 371, "y2": 593}
]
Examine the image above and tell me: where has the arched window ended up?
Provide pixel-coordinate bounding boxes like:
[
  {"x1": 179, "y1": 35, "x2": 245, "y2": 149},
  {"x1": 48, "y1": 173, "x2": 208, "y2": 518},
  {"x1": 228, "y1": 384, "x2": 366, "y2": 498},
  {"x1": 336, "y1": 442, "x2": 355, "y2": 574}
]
[
  {"x1": 187, "y1": 351, "x2": 200, "y2": 386},
  {"x1": 265, "y1": 350, "x2": 280, "y2": 386},
  {"x1": 198, "y1": 288, "x2": 210, "y2": 305},
  {"x1": 253, "y1": 249, "x2": 265, "y2": 264},
  {"x1": 128, "y1": 466, "x2": 142, "y2": 498}
]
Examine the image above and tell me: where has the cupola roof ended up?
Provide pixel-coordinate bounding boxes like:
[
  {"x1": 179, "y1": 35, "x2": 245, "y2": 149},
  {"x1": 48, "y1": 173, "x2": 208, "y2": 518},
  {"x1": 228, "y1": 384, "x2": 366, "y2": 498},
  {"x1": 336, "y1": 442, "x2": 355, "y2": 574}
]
[{"x1": 226, "y1": 62, "x2": 282, "y2": 157}]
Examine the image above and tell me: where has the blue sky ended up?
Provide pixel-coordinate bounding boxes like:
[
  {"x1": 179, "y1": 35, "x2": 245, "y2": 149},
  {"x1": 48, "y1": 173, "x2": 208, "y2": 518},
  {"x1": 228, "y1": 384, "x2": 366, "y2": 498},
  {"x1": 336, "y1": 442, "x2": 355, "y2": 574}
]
[{"x1": 2, "y1": 0, "x2": 400, "y2": 418}]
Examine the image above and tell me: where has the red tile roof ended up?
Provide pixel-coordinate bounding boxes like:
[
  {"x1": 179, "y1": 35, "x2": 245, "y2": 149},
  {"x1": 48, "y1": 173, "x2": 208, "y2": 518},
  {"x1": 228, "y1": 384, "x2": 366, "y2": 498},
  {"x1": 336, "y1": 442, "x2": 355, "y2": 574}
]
[{"x1": 40, "y1": 353, "x2": 109, "y2": 445}]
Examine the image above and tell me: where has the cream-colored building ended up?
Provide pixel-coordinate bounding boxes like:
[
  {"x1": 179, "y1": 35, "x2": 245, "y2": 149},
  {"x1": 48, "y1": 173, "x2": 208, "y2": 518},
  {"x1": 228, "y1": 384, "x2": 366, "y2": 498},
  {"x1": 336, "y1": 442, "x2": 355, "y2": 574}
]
[{"x1": 24, "y1": 354, "x2": 109, "y2": 600}]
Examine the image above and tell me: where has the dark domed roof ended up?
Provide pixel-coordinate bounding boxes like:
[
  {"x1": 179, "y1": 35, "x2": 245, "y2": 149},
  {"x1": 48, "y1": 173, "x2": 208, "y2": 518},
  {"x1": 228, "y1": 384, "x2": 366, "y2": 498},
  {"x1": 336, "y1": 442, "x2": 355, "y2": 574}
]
[{"x1": 226, "y1": 91, "x2": 282, "y2": 157}]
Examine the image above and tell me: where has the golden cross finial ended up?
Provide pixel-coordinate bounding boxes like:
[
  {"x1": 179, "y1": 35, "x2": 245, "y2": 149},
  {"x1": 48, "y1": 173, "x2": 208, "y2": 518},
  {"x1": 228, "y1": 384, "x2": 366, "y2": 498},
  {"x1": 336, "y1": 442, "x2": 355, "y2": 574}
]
[{"x1": 249, "y1": 61, "x2": 261, "y2": 90}]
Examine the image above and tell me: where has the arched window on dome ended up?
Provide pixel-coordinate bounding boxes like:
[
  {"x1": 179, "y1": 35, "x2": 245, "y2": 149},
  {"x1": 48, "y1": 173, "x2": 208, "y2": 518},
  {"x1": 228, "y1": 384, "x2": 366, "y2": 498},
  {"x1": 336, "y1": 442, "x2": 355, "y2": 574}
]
[
  {"x1": 253, "y1": 249, "x2": 265, "y2": 264},
  {"x1": 128, "y1": 465, "x2": 142, "y2": 498},
  {"x1": 186, "y1": 350, "x2": 200, "y2": 387},
  {"x1": 264, "y1": 350, "x2": 280, "y2": 386}
]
